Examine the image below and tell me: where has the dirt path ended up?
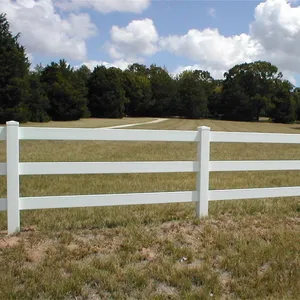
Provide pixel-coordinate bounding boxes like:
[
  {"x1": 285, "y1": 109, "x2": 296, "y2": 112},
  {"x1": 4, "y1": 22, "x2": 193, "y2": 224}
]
[{"x1": 100, "y1": 118, "x2": 168, "y2": 129}]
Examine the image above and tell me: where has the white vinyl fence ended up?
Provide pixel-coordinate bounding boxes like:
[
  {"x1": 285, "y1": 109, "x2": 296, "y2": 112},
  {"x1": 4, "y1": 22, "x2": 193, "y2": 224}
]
[{"x1": 1, "y1": 121, "x2": 300, "y2": 234}]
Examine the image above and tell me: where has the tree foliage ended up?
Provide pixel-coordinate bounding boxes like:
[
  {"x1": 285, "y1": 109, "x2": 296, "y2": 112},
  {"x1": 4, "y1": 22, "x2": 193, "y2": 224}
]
[
  {"x1": 123, "y1": 69, "x2": 152, "y2": 116},
  {"x1": 27, "y1": 68, "x2": 50, "y2": 122},
  {"x1": 267, "y1": 80, "x2": 296, "y2": 123},
  {"x1": 40, "y1": 60, "x2": 89, "y2": 121},
  {"x1": 176, "y1": 70, "x2": 209, "y2": 119},
  {"x1": 0, "y1": 13, "x2": 30, "y2": 123},
  {"x1": 220, "y1": 61, "x2": 283, "y2": 121},
  {"x1": 88, "y1": 66, "x2": 127, "y2": 118}
]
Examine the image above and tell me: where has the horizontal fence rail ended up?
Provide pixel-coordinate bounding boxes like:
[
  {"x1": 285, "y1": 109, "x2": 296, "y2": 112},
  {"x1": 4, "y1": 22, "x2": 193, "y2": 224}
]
[
  {"x1": 1, "y1": 121, "x2": 300, "y2": 234},
  {"x1": 19, "y1": 186, "x2": 300, "y2": 211},
  {"x1": 3, "y1": 160, "x2": 300, "y2": 176},
  {"x1": 19, "y1": 161, "x2": 199, "y2": 175},
  {"x1": 20, "y1": 191, "x2": 197, "y2": 210},
  {"x1": 209, "y1": 186, "x2": 300, "y2": 201},
  {"x1": 210, "y1": 160, "x2": 300, "y2": 172},
  {"x1": 19, "y1": 127, "x2": 199, "y2": 142},
  {"x1": 211, "y1": 131, "x2": 300, "y2": 144}
]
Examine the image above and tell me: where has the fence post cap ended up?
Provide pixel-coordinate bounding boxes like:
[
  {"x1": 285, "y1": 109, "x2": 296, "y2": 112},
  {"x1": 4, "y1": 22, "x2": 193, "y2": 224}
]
[
  {"x1": 6, "y1": 121, "x2": 19, "y2": 126},
  {"x1": 197, "y1": 126, "x2": 210, "y2": 131}
]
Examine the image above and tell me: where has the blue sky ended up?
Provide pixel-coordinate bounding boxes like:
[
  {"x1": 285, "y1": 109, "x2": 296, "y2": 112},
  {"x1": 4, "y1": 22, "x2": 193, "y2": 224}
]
[
  {"x1": 2, "y1": 0, "x2": 300, "y2": 85},
  {"x1": 86, "y1": 1, "x2": 261, "y2": 69}
]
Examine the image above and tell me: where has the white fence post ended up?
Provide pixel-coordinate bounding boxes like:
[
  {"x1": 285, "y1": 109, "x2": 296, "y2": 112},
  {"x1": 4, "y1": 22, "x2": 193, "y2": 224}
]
[
  {"x1": 196, "y1": 126, "x2": 210, "y2": 218},
  {"x1": 6, "y1": 121, "x2": 20, "y2": 234}
]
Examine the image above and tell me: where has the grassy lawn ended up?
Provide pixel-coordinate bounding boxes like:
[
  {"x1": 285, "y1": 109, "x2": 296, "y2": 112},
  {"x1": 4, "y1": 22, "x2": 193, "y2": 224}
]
[{"x1": 0, "y1": 118, "x2": 299, "y2": 299}]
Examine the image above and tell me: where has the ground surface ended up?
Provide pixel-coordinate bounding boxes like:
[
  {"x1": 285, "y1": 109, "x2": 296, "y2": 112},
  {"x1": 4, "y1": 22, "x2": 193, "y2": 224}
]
[{"x1": 0, "y1": 118, "x2": 299, "y2": 299}]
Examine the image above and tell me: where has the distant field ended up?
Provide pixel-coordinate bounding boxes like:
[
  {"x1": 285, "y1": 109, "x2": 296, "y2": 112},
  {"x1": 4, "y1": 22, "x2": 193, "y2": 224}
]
[
  {"x1": 132, "y1": 117, "x2": 300, "y2": 133},
  {"x1": 21, "y1": 117, "x2": 156, "y2": 128},
  {"x1": 0, "y1": 118, "x2": 299, "y2": 300}
]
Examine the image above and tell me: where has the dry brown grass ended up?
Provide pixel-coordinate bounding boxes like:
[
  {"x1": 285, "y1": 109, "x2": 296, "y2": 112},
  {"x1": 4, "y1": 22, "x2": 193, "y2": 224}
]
[
  {"x1": 0, "y1": 118, "x2": 299, "y2": 299},
  {"x1": 21, "y1": 117, "x2": 156, "y2": 128}
]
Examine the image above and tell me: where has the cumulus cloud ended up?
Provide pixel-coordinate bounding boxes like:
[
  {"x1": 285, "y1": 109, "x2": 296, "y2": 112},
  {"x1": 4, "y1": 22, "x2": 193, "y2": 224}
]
[
  {"x1": 78, "y1": 59, "x2": 131, "y2": 71},
  {"x1": 0, "y1": 0, "x2": 97, "y2": 61},
  {"x1": 161, "y1": 0, "x2": 300, "y2": 81},
  {"x1": 250, "y1": 0, "x2": 300, "y2": 73},
  {"x1": 160, "y1": 28, "x2": 262, "y2": 70},
  {"x1": 172, "y1": 65, "x2": 225, "y2": 80},
  {"x1": 106, "y1": 18, "x2": 159, "y2": 61},
  {"x1": 54, "y1": 0, "x2": 151, "y2": 13}
]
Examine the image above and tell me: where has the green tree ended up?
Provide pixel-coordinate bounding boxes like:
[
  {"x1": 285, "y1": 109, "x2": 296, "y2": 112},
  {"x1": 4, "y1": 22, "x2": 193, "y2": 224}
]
[
  {"x1": 208, "y1": 84, "x2": 223, "y2": 118},
  {"x1": 221, "y1": 61, "x2": 282, "y2": 121},
  {"x1": 127, "y1": 63, "x2": 149, "y2": 77},
  {"x1": 176, "y1": 70, "x2": 208, "y2": 119},
  {"x1": 74, "y1": 65, "x2": 91, "y2": 118},
  {"x1": 123, "y1": 69, "x2": 152, "y2": 116},
  {"x1": 148, "y1": 64, "x2": 176, "y2": 117},
  {"x1": 27, "y1": 66, "x2": 51, "y2": 122},
  {"x1": 41, "y1": 60, "x2": 89, "y2": 121},
  {"x1": 293, "y1": 88, "x2": 300, "y2": 121},
  {"x1": 88, "y1": 66, "x2": 127, "y2": 118},
  {"x1": 267, "y1": 80, "x2": 296, "y2": 124},
  {"x1": 0, "y1": 13, "x2": 30, "y2": 123}
]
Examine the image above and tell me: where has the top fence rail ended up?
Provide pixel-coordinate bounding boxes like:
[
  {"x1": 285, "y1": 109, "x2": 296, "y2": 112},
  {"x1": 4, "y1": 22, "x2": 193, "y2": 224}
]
[
  {"x1": 1, "y1": 127, "x2": 297, "y2": 144},
  {"x1": 18, "y1": 128, "x2": 199, "y2": 142},
  {"x1": 211, "y1": 131, "x2": 300, "y2": 144}
]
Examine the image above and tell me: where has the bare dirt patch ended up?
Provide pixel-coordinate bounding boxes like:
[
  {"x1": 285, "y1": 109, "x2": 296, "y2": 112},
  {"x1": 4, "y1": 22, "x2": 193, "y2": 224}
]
[{"x1": 0, "y1": 236, "x2": 20, "y2": 248}]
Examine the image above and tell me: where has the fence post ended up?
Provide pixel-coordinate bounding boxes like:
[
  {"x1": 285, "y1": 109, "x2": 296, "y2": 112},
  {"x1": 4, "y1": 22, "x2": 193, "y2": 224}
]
[
  {"x1": 6, "y1": 121, "x2": 20, "y2": 234},
  {"x1": 196, "y1": 126, "x2": 210, "y2": 218}
]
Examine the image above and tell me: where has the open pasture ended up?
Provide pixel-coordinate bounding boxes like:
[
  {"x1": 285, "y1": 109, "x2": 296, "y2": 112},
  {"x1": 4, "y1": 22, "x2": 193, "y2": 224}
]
[{"x1": 0, "y1": 118, "x2": 299, "y2": 299}]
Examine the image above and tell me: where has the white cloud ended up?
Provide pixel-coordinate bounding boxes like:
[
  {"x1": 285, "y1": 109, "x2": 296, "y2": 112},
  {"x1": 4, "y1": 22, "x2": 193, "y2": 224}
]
[
  {"x1": 54, "y1": 0, "x2": 151, "y2": 13},
  {"x1": 208, "y1": 7, "x2": 216, "y2": 18},
  {"x1": 160, "y1": 28, "x2": 262, "y2": 70},
  {"x1": 106, "y1": 18, "x2": 159, "y2": 61},
  {"x1": 172, "y1": 65, "x2": 225, "y2": 80},
  {"x1": 26, "y1": 52, "x2": 34, "y2": 64},
  {"x1": 0, "y1": 0, "x2": 97, "y2": 61},
  {"x1": 250, "y1": 0, "x2": 300, "y2": 73},
  {"x1": 161, "y1": 0, "x2": 300, "y2": 81},
  {"x1": 78, "y1": 59, "x2": 131, "y2": 71}
]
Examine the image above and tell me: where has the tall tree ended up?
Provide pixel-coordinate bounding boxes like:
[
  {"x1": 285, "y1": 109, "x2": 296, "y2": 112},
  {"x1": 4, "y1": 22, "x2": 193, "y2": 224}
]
[
  {"x1": 123, "y1": 69, "x2": 152, "y2": 116},
  {"x1": 293, "y1": 88, "x2": 300, "y2": 121},
  {"x1": 41, "y1": 60, "x2": 89, "y2": 121},
  {"x1": 220, "y1": 61, "x2": 282, "y2": 121},
  {"x1": 267, "y1": 80, "x2": 296, "y2": 124},
  {"x1": 176, "y1": 70, "x2": 208, "y2": 119},
  {"x1": 127, "y1": 63, "x2": 149, "y2": 77},
  {"x1": 208, "y1": 84, "x2": 223, "y2": 118},
  {"x1": 88, "y1": 66, "x2": 127, "y2": 118},
  {"x1": 27, "y1": 66, "x2": 51, "y2": 122},
  {"x1": 74, "y1": 65, "x2": 91, "y2": 118},
  {"x1": 0, "y1": 13, "x2": 30, "y2": 123},
  {"x1": 148, "y1": 64, "x2": 176, "y2": 116}
]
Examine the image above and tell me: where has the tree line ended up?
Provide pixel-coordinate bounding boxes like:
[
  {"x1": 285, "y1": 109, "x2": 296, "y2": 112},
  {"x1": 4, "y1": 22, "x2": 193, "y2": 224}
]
[{"x1": 1, "y1": 13, "x2": 300, "y2": 124}]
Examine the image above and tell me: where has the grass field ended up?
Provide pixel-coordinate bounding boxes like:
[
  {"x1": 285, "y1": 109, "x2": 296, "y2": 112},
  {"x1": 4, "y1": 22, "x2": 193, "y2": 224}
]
[
  {"x1": 21, "y1": 117, "x2": 157, "y2": 128},
  {"x1": 0, "y1": 118, "x2": 299, "y2": 299}
]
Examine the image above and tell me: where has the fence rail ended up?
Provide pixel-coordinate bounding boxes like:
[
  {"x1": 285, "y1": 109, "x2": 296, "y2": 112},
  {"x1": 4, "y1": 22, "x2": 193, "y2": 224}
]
[{"x1": 1, "y1": 121, "x2": 300, "y2": 234}]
